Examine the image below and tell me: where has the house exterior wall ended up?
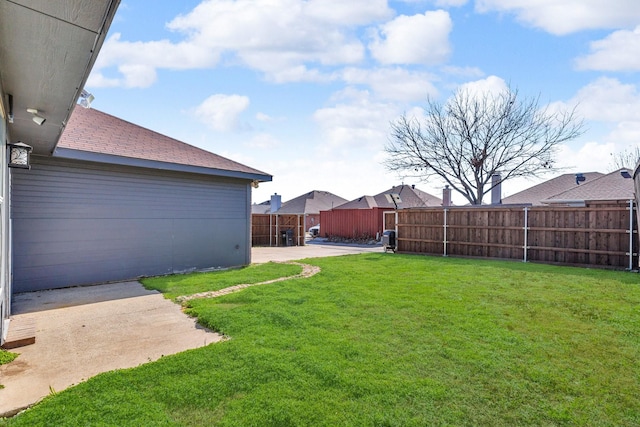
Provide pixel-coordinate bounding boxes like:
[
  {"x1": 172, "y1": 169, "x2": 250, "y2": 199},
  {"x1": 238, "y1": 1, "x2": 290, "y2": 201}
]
[{"x1": 11, "y1": 156, "x2": 252, "y2": 293}]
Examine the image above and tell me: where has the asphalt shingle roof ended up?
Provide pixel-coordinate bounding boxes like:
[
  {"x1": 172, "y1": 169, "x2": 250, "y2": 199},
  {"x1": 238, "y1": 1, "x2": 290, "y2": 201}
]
[
  {"x1": 336, "y1": 185, "x2": 442, "y2": 209},
  {"x1": 275, "y1": 190, "x2": 348, "y2": 214},
  {"x1": 542, "y1": 169, "x2": 634, "y2": 203},
  {"x1": 57, "y1": 107, "x2": 270, "y2": 177},
  {"x1": 502, "y1": 172, "x2": 604, "y2": 206}
]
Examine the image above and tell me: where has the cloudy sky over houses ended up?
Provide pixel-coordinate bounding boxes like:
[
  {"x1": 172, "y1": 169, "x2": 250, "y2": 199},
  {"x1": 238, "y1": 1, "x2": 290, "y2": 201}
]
[{"x1": 87, "y1": 0, "x2": 640, "y2": 203}]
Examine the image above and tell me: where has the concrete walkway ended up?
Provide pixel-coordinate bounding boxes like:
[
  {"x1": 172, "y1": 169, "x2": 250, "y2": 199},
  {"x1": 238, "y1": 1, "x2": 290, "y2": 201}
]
[
  {"x1": 0, "y1": 283, "x2": 222, "y2": 417},
  {"x1": 252, "y1": 240, "x2": 381, "y2": 263},
  {"x1": 0, "y1": 243, "x2": 380, "y2": 417}
]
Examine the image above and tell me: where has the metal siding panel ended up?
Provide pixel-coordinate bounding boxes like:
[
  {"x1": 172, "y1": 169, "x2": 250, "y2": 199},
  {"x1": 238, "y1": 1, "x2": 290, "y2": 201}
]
[
  {"x1": 320, "y1": 208, "x2": 392, "y2": 239},
  {"x1": 12, "y1": 157, "x2": 250, "y2": 292}
]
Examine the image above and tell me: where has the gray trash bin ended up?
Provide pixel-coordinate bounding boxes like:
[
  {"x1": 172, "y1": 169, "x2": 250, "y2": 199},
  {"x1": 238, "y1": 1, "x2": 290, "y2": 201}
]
[
  {"x1": 382, "y1": 230, "x2": 396, "y2": 253},
  {"x1": 281, "y1": 229, "x2": 294, "y2": 246}
]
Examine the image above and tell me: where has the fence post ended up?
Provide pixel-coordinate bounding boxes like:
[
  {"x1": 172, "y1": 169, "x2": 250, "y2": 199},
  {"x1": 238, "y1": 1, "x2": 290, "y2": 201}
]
[
  {"x1": 269, "y1": 214, "x2": 273, "y2": 247},
  {"x1": 443, "y1": 208, "x2": 448, "y2": 257},
  {"x1": 628, "y1": 199, "x2": 634, "y2": 270},
  {"x1": 395, "y1": 211, "x2": 399, "y2": 250},
  {"x1": 523, "y1": 207, "x2": 529, "y2": 263},
  {"x1": 299, "y1": 214, "x2": 303, "y2": 246}
]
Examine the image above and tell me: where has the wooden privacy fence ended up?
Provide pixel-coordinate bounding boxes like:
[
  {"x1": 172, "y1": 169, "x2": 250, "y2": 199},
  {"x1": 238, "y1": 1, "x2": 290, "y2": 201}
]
[
  {"x1": 320, "y1": 207, "x2": 393, "y2": 239},
  {"x1": 252, "y1": 214, "x2": 306, "y2": 247},
  {"x1": 394, "y1": 201, "x2": 638, "y2": 269}
]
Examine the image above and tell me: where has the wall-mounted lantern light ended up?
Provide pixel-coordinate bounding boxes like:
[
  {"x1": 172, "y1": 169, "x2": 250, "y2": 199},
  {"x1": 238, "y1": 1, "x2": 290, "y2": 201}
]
[{"x1": 8, "y1": 141, "x2": 33, "y2": 169}]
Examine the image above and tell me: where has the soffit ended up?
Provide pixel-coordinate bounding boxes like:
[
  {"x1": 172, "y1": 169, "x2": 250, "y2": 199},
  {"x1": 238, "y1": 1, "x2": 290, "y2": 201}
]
[{"x1": 0, "y1": 0, "x2": 119, "y2": 154}]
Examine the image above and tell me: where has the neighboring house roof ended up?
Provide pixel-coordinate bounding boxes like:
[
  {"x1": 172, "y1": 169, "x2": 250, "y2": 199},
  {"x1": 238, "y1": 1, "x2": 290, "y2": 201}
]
[
  {"x1": 251, "y1": 201, "x2": 272, "y2": 215},
  {"x1": 334, "y1": 195, "x2": 378, "y2": 210},
  {"x1": 542, "y1": 169, "x2": 635, "y2": 204},
  {"x1": 336, "y1": 185, "x2": 442, "y2": 209},
  {"x1": 275, "y1": 190, "x2": 348, "y2": 214},
  {"x1": 55, "y1": 107, "x2": 271, "y2": 182},
  {"x1": 502, "y1": 172, "x2": 604, "y2": 206}
]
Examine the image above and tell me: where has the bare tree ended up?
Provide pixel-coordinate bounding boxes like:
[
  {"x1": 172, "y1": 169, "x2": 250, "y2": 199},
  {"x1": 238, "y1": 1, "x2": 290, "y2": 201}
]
[
  {"x1": 610, "y1": 146, "x2": 640, "y2": 171},
  {"x1": 384, "y1": 87, "x2": 584, "y2": 205}
]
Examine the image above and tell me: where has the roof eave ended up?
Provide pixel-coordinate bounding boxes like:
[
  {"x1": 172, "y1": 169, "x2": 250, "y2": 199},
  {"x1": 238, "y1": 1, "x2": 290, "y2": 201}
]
[{"x1": 53, "y1": 148, "x2": 273, "y2": 182}]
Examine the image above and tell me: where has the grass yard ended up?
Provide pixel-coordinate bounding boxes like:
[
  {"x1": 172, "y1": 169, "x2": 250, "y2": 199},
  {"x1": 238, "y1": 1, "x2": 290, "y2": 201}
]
[
  {"x1": 140, "y1": 262, "x2": 303, "y2": 300},
  {"x1": 2, "y1": 254, "x2": 639, "y2": 426}
]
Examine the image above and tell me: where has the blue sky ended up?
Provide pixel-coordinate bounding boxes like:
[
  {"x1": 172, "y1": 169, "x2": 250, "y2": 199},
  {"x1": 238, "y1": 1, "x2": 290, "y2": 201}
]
[{"x1": 86, "y1": 0, "x2": 640, "y2": 204}]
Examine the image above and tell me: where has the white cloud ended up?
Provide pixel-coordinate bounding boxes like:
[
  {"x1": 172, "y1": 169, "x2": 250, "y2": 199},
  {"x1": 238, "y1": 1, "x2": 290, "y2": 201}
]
[
  {"x1": 555, "y1": 77, "x2": 640, "y2": 123},
  {"x1": 304, "y1": 0, "x2": 394, "y2": 25},
  {"x1": 435, "y1": 0, "x2": 468, "y2": 6},
  {"x1": 117, "y1": 64, "x2": 158, "y2": 88},
  {"x1": 475, "y1": 0, "x2": 640, "y2": 35},
  {"x1": 256, "y1": 113, "x2": 272, "y2": 122},
  {"x1": 556, "y1": 140, "x2": 617, "y2": 172},
  {"x1": 86, "y1": 73, "x2": 121, "y2": 88},
  {"x1": 262, "y1": 65, "x2": 333, "y2": 84},
  {"x1": 369, "y1": 10, "x2": 452, "y2": 65},
  {"x1": 194, "y1": 94, "x2": 250, "y2": 132},
  {"x1": 341, "y1": 67, "x2": 439, "y2": 102},
  {"x1": 440, "y1": 65, "x2": 485, "y2": 79},
  {"x1": 251, "y1": 154, "x2": 406, "y2": 203},
  {"x1": 575, "y1": 26, "x2": 640, "y2": 71},
  {"x1": 313, "y1": 89, "x2": 398, "y2": 153},
  {"x1": 168, "y1": 0, "x2": 391, "y2": 77},
  {"x1": 89, "y1": 33, "x2": 216, "y2": 88},
  {"x1": 457, "y1": 75, "x2": 509, "y2": 97},
  {"x1": 89, "y1": 1, "x2": 396, "y2": 87},
  {"x1": 607, "y1": 122, "x2": 640, "y2": 146}
]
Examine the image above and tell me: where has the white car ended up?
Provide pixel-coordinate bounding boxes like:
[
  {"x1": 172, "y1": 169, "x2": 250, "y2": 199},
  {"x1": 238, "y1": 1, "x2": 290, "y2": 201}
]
[{"x1": 308, "y1": 224, "x2": 320, "y2": 237}]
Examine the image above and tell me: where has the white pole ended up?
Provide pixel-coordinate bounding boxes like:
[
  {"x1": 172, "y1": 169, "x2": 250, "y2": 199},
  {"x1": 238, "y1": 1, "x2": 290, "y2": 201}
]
[
  {"x1": 443, "y1": 208, "x2": 448, "y2": 257},
  {"x1": 629, "y1": 200, "x2": 634, "y2": 270},
  {"x1": 523, "y1": 207, "x2": 529, "y2": 263}
]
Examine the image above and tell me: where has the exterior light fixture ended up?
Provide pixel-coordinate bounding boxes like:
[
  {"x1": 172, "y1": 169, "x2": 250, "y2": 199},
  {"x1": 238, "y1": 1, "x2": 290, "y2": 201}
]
[
  {"x1": 79, "y1": 89, "x2": 94, "y2": 109},
  {"x1": 7, "y1": 141, "x2": 33, "y2": 169},
  {"x1": 27, "y1": 108, "x2": 46, "y2": 126}
]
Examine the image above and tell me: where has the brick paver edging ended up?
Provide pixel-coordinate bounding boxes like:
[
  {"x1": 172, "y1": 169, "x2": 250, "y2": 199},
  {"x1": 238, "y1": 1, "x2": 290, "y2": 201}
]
[{"x1": 175, "y1": 262, "x2": 321, "y2": 303}]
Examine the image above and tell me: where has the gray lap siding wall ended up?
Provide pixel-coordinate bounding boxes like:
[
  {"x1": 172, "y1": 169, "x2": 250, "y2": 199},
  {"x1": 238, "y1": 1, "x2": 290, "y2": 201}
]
[{"x1": 11, "y1": 156, "x2": 250, "y2": 292}]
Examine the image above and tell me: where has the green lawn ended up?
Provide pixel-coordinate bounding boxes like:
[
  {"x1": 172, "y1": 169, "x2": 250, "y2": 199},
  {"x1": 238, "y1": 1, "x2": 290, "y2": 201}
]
[
  {"x1": 3, "y1": 254, "x2": 639, "y2": 426},
  {"x1": 140, "y1": 262, "x2": 303, "y2": 300}
]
